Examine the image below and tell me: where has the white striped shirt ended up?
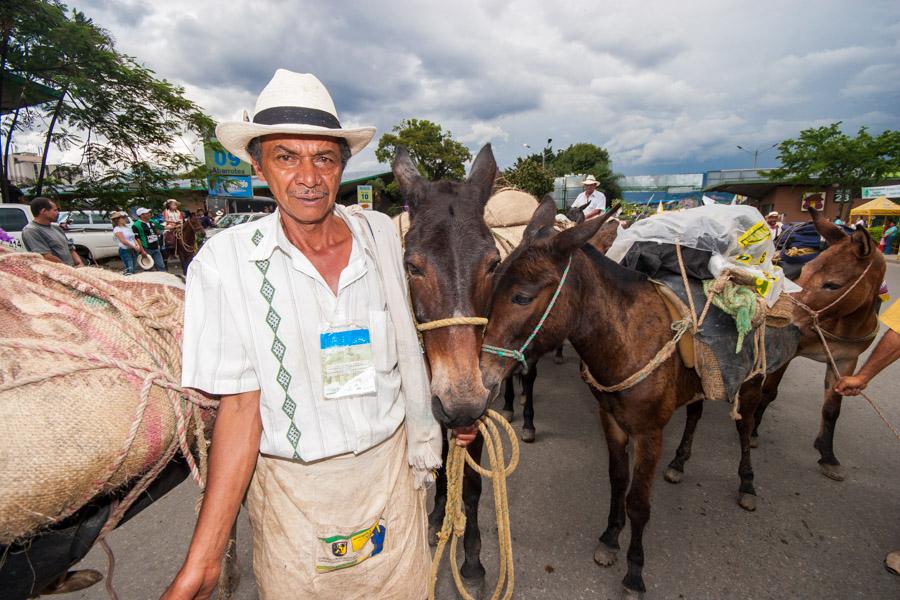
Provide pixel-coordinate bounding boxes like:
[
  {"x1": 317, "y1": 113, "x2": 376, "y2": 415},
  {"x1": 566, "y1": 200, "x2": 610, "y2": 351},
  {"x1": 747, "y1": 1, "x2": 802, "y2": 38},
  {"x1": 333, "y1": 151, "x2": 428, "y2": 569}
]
[{"x1": 181, "y1": 205, "x2": 405, "y2": 462}]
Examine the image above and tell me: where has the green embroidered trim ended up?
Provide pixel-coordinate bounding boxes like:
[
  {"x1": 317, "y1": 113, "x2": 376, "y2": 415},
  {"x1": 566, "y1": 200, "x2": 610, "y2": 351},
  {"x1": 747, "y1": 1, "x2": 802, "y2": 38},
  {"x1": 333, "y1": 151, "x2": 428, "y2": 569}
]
[{"x1": 252, "y1": 229, "x2": 301, "y2": 459}]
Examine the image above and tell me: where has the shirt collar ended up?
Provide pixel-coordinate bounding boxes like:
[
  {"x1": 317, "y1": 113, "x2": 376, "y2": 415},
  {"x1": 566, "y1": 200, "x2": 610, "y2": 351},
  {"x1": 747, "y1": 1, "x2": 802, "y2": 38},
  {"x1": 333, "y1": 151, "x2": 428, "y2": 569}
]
[{"x1": 247, "y1": 204, "x2": 376, "y2": 264}]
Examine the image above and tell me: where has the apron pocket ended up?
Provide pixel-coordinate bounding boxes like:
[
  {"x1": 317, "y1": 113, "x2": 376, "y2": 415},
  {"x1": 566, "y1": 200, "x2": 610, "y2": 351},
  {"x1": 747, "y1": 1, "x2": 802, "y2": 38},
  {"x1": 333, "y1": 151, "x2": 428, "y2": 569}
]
[{"x1": 313, "y1": 514, "x2": 390, "y2": 575}]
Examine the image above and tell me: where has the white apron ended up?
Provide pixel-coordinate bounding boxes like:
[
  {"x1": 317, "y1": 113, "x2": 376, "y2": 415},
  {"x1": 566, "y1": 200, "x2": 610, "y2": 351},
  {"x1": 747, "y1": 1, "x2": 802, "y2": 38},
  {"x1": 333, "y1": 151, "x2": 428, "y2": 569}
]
[{"x1": 246, "y1": 423, "x2": 430, "y2": 599}]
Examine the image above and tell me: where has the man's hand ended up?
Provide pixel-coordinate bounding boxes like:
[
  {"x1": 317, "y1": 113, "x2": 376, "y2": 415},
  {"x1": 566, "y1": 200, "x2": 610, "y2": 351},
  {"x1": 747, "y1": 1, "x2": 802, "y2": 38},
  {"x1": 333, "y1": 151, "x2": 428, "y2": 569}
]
[
  {"x1": 160, "y1": 562, "x2": 220, "y2": 600},
  {"x1": 452, "y1": 425, "x2": 479, "y2": 447},
  {"x1": 834, "y1": 374, "x2": 868, "y2": 396}
]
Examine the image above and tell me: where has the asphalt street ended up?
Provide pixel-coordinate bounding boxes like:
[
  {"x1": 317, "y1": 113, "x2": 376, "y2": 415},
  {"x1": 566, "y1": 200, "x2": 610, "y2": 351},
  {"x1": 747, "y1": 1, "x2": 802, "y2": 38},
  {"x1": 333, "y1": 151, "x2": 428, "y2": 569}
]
[{"x1": 58, "y1": 261, "x2": 900, "y2": 600}]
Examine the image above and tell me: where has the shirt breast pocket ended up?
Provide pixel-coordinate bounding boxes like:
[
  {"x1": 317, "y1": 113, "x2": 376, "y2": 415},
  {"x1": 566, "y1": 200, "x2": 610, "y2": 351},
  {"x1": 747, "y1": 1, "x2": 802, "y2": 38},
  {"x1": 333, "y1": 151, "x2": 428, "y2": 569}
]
[{"x1": 368, "y1": 310, "x2": 398, "y2": 373}]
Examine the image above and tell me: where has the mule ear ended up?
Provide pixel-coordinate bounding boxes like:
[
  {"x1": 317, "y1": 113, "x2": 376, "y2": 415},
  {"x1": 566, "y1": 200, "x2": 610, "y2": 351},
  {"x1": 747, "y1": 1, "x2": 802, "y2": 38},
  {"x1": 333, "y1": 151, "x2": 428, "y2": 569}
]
[
  {"x1": 392, "y1": 146, "x2": 423, "y2": 211},
  {"x1": 523, "y1": 195, "x2": 558, "y2": 242},
  {"x1": 850, "y1": 226, "x2": 874, "y2": 258},
  {"x1": 466, "y1": 143, "x2": 497, "y2": 204},
  {"x1": 552, "y1": 203, "x2": 621, "y2": 256},
  {"x1": 808, "y1": 206, "x2": 846, "y2": 246}
]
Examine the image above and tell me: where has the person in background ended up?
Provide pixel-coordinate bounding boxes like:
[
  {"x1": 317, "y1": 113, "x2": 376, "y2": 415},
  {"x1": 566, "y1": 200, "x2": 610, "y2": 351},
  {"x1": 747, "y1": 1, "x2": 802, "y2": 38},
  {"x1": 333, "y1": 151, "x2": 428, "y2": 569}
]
[
  {"x1": 21, "y1": 197, "x2": 83, "y2": 267},
  {"x1": 571, "y1": 175, "x2": 607, "y2": 220},
  {"x1": 833, "y1": 299, "x2": 900, "y2": 576},
  {"x1": 132, "y1": 207, "x2": 166, "y2": 271},
  {"x1": 855, "y1": 216, "x2": 867, "y2": 230},
  {"x1": 833, "y1": 216, "x2": 844, "y2": 226},
  {"x1": 200, "y1": 210, "x2": 214, "y2": 229},
  {"x1": 881, "y1": 220, "x2": 897, "y2": 255},
  {"x1": 111, "y1": 211, "x2": 144, "y2": 275},
  {"x1": 163, "y1": 199, "x2": 184, "y2": 260},
  {"x1": 765, "y1": 211, "x2": 783, "y2": 239}
]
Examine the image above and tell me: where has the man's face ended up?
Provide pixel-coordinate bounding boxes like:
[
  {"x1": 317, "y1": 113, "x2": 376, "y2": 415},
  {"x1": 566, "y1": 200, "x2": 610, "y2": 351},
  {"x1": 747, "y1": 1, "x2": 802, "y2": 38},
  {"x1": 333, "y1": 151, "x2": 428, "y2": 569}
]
[
  {"x1": 140, "y1": 213, "x2": 150, "y2": 222},
  {"x1": 42, "y1": 202, "x2": 60, "y2": 221},
  {"x1": 767, "y1": 215, "x2": 777, "y2": 226},
  {"x1": 250, "y1": 134, "x2": 343, "y2": 226},
  {"x1": 584, "y1": 184, "x2": 597, "y2": 195}
]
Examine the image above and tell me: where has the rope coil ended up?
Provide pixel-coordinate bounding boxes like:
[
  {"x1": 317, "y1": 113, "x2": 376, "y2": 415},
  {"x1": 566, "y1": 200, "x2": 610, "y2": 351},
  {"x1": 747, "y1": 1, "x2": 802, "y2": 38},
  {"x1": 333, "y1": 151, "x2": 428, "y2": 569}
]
[{"x1": 429, "y1": 409, "x2": 520, "y2": 600}]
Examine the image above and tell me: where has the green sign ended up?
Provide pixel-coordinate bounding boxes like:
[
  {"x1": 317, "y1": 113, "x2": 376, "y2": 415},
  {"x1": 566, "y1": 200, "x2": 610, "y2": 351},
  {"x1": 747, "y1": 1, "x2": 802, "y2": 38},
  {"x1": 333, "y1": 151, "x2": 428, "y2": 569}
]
[
  {"x1": 862, "y1": 184, "x2": 900, "y2": 199},
  {"x1": 204, "y1": 138, "x2": 252, "y2": 177},
  {"x1": 357, "y1": 185, "x2": 373, "y2": 210},
  {"x1": 834, "y1": 189, "x2": 851, "y2": 203}
]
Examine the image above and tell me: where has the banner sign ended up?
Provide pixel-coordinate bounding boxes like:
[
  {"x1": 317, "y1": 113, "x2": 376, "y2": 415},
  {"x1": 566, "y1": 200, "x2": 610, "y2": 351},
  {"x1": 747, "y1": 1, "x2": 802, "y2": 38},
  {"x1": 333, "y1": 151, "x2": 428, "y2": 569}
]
[
  {"x1": 357, "y1": 185, "x2": 373, "y2": 210},
  {"x1": 801, "y1": 192, "x2": 825, "y2": 212},
  {"x1": 862, "y1": 184, "x2": 900, "y2": 199},
  {"x1": 205, "y1": 138, "x2": 253, "y2": 197}
]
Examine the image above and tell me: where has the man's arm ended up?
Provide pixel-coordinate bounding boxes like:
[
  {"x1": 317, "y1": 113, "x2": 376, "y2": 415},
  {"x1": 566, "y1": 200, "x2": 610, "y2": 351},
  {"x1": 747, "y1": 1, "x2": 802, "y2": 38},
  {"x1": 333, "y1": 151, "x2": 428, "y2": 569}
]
[
  {"x1": 834, "y1": 329, "x2": 900, "y2": 396},
  {"x1": 161, "y1": 390, "x2": 262, "y2": 600},
  {"x1": 69, "y1": 247, "x2": 84, "y2": 267}
]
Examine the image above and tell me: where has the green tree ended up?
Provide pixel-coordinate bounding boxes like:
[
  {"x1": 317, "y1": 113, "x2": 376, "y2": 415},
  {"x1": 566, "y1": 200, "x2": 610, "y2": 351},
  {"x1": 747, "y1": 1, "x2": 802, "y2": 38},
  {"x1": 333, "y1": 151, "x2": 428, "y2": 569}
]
[
  {"x1": 764, "y1": 123, "x2": 900, "y2": 220},
  {"x1": 549, "y1": 142, "x2": 622, "y2": 199},
  {"x1": 502, "y1": 156, "x2": 554, "y2": 198},
  {"x1": 375, "y1": 118, "x2": 471, "y2": 181},
  {"x1": 1, "y1": 0, "x2": 213, "y2": 208}
]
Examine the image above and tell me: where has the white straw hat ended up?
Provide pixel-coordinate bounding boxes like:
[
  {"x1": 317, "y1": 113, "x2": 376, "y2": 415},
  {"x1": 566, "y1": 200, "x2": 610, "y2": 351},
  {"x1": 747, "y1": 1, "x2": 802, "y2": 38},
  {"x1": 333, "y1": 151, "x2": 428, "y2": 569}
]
[
  {"x1": 582, "y1": 175, "x2": 600, "y2": 186},
  {"x1": 216, "y1": 70, "x2": 376, "y2": 164},
  {"x1": 137, "y1": 253, "x2": 155, "y2": 270}
]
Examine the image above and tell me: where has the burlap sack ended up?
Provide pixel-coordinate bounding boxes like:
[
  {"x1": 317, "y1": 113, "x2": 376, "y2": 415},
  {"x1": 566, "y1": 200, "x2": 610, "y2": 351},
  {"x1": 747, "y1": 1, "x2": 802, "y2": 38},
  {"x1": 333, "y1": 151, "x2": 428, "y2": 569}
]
[
  {"x1": 483, "y1": 188, "x2": 539, "y2": 228},
  {"x1": 0, "y1": 250, "x2": 205, "y2": 543}
]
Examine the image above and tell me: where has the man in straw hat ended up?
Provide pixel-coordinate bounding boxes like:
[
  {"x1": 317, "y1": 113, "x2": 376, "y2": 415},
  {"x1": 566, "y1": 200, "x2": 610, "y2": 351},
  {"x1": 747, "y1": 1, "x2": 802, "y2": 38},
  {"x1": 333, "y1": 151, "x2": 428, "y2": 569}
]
[
  {"x1": 163, "y1": 69, "x2": 476, "y2": 600},
  {"x1": 571, "y1": 174, "x2": 607, "y2": 220}
]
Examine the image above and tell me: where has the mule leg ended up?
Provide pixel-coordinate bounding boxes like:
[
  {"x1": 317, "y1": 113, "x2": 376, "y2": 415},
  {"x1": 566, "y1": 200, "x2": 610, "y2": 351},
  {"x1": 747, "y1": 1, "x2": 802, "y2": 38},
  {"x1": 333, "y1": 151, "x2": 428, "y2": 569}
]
[
  {"x1": 735, "y1": 380, "x2": 763, "y2": 512},
  {"x1": 622, "y1": 430, "x2": 664, "y2": 594},
  {"x1": 521, "y1": 363, "x2": 537, "y2": 443},
  {"x1": 461, "y1": 435, "x2": 486, "y2": 581},
  {"x1": 428, "y1": 428, "x2": 450, "y2": 544},
  {"x1": 554, "y1": 345, "x2": 564, "y2": 364},
  {"x1": 594, "y1": 410, "x2": 629, "y2": 568},
  {"x1": 500, "y1": 376, "x2": 515, "y2": 422},
  {"x1": 814, "y1": 357, "x2": 857, "y2": 481},
  {"x1": 751, "y1": 364, "x2": 788, "y2": 448},
  {"x1": 664, "y1": 399, "x2": 704, "y2": 484}
]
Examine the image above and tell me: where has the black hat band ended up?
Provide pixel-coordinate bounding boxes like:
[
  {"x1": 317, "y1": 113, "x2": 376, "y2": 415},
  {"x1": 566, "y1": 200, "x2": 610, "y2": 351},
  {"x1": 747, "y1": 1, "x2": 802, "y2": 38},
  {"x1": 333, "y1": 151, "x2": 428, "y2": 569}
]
[{"x1": 253, "y1": 106, "x2": 341, "y2": 129}]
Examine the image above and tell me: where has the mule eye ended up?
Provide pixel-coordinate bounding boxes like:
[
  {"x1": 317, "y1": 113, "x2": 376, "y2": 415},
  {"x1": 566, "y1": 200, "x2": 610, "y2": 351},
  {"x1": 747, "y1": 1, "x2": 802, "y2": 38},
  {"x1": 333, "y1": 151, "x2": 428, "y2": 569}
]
[
  {"x1": 486, "y1": 259, "x2": 501, "y2": 274},
  {"x1": 511, "y1": 293, "x2": 533, "y2": 306},
  {"x1": 822, "y1": 281, "x2": 842, "y2": 291},
  {"x1": 406, "y1": 262, "x2": 423, "y2": 277}
]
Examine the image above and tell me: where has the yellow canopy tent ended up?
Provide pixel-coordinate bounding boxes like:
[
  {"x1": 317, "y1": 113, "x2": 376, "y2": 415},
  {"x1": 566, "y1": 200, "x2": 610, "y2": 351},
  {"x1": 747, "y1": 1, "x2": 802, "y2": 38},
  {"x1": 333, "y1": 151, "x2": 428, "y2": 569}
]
[{"x1": 849, "y1": 196, "x2": 900, "y2": 218}]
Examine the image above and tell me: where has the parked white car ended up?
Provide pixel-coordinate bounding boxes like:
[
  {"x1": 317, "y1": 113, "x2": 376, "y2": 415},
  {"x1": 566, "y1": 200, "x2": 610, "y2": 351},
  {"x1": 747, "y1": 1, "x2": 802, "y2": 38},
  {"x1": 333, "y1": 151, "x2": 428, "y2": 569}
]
[
  {"x1": 206, "y1": 212, "x2": 268, "y2": 238},
  {"x1": 58, "y1": 209, "x2": 133, "y2": 231},
  {"x1": 0, "y1": 204, "x2": 123, "y2": 263}
]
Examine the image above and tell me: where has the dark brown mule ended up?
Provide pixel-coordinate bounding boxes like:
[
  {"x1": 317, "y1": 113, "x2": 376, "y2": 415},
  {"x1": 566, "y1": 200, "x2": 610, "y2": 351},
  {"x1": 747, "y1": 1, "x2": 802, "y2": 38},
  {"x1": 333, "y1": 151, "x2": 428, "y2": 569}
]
[
  {"x1": 665, "y1": 208, "x2": 885, "y2": 492},
  {"x1": 173, "y1": 216, "x2": 203, "y2": 275},
  {"x1": 392, "y1": 143, "x2": 500, "y2": 582},
  {"x1": 479, "y1": 198, "x2": 712, "y2": 594}
]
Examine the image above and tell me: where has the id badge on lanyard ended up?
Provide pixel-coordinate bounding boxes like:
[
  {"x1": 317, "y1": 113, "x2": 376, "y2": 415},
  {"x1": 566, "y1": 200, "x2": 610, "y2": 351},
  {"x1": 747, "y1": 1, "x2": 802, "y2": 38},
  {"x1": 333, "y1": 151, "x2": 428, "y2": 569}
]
[{"x1": 320, "y1": 323, "x2": 377, "y2": 399}]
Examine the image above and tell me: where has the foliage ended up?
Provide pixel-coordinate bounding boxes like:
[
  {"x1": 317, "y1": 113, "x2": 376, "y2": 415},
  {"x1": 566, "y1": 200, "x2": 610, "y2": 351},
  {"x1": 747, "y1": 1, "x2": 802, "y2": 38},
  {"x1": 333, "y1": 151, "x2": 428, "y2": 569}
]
[
  {"x1": 375, "y1": 118, "x2": 471, "y2": 181},
  {"x1": 1, "y1": 0, "x2": 214, "y2": 209},
  {"x1": 548, "y1": 142, "x2": 622, "y2": 199},
  {"x1": 763, "y1": 123, "x2": 900, "y2": 219},
  {"x1": 502, "y1": 156, "x2": 554, "y2": 198}
]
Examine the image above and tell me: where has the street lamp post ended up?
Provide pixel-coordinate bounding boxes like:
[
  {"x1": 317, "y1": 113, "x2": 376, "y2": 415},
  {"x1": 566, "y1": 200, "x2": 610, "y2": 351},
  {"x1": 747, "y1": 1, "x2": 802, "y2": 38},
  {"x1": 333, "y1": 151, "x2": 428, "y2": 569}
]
[
  {"x1": 737, "y1": 143, "x2": 778, "y2": 169},
  {"x1": 524, "y1": 138, "x2": 553, "y2": 169}
]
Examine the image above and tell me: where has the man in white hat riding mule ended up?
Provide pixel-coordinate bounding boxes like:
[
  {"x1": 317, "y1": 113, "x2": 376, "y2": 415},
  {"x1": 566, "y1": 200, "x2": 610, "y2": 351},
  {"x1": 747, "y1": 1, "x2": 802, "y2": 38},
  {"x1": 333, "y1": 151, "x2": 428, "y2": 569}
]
[
  {"x1": 162, "y1": 70, "x2": 476, "y2": 600},
  {"x1": 571, "y1": 174, "x2": 607, "y2": 219}
]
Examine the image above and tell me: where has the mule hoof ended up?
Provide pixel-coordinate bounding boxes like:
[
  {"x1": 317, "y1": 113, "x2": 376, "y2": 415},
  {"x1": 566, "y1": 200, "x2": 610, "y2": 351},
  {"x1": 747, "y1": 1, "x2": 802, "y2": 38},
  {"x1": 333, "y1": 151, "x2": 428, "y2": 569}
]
[
  {"x1": 819, "y1": 462, "x2": 845, "y2": 482},
  {"x1": 750, "y1": 435, "x2": 759, "y2": 449},
  {"x1": 460, "y1": 572, "x2": 486, "y2": 600},
  {"x1": 500, "y1": 409, "x2": 514, "y2": 422},
  {"x1": 521, "y1": 428, "x2": 536, "y2": 443},
  {"x1": 622, "y1": 586, "x2": 645, "y2": 599},
  {"x1": 594, "y1": 543, "x2": 618, "y2": 567},
  {"x1": 554, "y1": 355, "x2": 565, "y2": 365},
  {"x1": 738, "y1": 493, "x2": 758, "y2": 512},
  {"x1": 40, "y1": 570, "x2": 104, "y2": 595},
  {"x1": 664, "y1": 467, "x2": 683, "y2": 484},
  {"x1": 518, "y1": 394, "x2": 527, "y2": 406},
  {"x1": 622, "y1": 573, "x2": 646, "y2": 596}
]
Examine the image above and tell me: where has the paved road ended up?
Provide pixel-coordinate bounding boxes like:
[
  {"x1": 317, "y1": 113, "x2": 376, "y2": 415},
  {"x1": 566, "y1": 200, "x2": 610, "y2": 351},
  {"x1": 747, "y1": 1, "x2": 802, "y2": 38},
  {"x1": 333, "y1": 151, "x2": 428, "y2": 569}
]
[{"x1": 60, "y1": 262, "x2": 900, "y2": 599}]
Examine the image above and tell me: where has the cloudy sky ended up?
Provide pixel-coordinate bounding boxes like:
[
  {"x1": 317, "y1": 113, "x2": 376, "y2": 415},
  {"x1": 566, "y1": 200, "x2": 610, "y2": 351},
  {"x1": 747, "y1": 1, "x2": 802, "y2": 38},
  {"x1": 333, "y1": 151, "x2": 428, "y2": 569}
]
[{"x1": 53, "y1": 0, "x2": 900, "y2": 176}]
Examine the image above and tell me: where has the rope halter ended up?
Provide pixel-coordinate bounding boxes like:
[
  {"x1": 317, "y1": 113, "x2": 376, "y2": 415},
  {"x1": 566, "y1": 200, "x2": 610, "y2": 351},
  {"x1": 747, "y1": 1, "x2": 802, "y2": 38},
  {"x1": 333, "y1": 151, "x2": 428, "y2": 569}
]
[{"x1": 481, "y1": 255, "x2": 573, "y2": 373}]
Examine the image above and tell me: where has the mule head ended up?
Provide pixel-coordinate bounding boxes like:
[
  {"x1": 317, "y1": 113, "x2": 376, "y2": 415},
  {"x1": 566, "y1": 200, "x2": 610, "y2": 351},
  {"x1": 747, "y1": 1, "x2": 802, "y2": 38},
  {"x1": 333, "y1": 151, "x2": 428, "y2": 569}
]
[
  {"x1": 394, "y1": 143, "x2": 500, "y2": 427},
  {"x1": 480, "y1": 197, "x2": 618, "y2": 396},
  {"x1": 794, "y1": 208, "x2": 885, "y2": 322}
]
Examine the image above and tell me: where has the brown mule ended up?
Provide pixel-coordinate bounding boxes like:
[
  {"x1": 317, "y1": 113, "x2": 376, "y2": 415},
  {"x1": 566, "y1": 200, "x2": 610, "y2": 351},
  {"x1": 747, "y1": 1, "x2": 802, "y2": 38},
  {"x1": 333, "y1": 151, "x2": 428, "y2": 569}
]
[
  {"x1": 393, "y1": 143, "x2": 500, "y2": 583},
  {"x1": 665, "y1": 207, "x2": 885, "y2": 494}
]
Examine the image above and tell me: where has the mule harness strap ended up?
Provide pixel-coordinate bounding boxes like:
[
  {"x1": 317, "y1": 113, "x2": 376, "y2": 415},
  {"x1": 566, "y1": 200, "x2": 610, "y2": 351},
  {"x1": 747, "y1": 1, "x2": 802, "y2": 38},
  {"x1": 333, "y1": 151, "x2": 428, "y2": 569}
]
[
  {"x1": 416, "y1": 316, "x2": 489, "y2": 332},
  {"x1": 429, "y1": 409, "x2": 520, "y2": 600},
  {"x1": 785, "y1": 262, "x2": 899, "y2": 441},
  {"x1": 481, "y1": 256, "x2": 573, "y2": 373}
]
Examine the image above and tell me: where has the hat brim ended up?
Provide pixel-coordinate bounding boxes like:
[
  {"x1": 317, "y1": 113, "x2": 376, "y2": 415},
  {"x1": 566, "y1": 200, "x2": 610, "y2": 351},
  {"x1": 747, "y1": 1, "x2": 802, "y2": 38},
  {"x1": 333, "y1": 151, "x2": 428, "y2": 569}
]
[
  {"x1": 137, "y1": 254, "x2": 155, "y2": 270},
  {"x1": 216, "y1": 122, "x2": 376, "y2": 164}
]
